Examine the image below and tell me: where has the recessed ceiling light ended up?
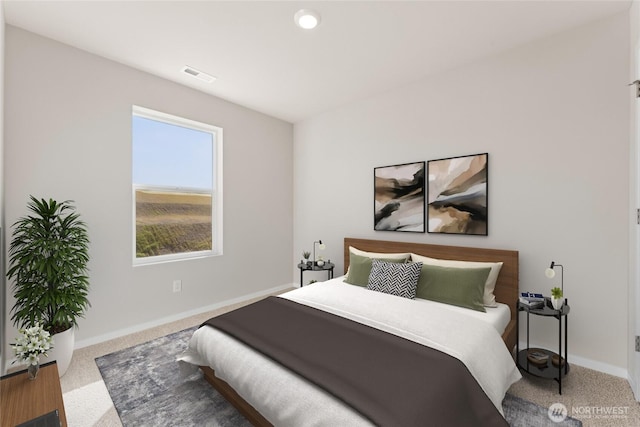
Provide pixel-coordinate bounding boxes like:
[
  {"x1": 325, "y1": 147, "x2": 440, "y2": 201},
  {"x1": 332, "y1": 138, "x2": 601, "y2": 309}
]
[
  {"x1": 294, "y1": 9, "x2": 321, "y2": 30},
  {"x1": 181, "y1": 66, "x2": 216, "y2": 83}
]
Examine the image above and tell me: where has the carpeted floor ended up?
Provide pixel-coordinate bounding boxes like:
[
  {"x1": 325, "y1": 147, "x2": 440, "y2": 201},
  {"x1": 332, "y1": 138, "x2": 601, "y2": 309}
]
[{"x1": 59, "y1": 295, "x2": 640, "y2": 426}]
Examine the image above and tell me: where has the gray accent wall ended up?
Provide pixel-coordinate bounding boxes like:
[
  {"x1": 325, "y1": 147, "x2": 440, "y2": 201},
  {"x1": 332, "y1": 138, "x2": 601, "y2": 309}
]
[{"x1": 3, "y1": 26, "x2": 293, "y2": 360}]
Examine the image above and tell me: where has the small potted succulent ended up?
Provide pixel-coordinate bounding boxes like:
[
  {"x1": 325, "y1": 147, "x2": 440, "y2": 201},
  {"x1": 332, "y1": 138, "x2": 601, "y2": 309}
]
[
  {"x1": 302, "y1": 251, "x2": 311, "y2": 265},
  {"x1": 550, "y1": 287, "x2": 564, "y2": 310}
]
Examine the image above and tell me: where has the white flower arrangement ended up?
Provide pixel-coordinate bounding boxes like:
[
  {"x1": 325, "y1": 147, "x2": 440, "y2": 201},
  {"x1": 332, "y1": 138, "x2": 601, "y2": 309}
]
[{"x1": 11, "y1": 323, "x2": 54, "y2": 366}]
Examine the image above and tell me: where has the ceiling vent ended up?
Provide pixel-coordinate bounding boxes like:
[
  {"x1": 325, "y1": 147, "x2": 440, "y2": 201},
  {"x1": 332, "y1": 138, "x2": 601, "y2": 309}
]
[{"x1": 181, "y1": 66, "x2": 216, "y2": 83}]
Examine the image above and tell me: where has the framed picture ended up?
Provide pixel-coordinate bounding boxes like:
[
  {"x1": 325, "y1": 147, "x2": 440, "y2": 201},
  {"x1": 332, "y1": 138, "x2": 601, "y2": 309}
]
[
  {"x1": 374, "y1": 161, "x2": 425, "y2": 233},
  {"x1": 427, "y1": 153, "x2": 488, "y2": 235}
]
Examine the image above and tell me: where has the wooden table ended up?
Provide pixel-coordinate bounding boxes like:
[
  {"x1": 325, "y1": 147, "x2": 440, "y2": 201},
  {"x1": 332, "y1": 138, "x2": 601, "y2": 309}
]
[{"x1": 0, "y1": 361, "x2": 67, "y2": 427}]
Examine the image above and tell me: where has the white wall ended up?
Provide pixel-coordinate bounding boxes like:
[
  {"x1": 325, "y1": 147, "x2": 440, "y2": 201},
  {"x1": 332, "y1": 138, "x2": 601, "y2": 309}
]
[
  {"x1": 629, "y1": 0, "x2": 639, "y2": 397},
  {"x1": 3, "y1": 26, "x2": 293, "y2": 357},
  {"x1": 0, "y1": 0, "x2": 6, "y2": 373},
  {"x1": 294, "y1": 13, "x2": 630, "y2": 374}
]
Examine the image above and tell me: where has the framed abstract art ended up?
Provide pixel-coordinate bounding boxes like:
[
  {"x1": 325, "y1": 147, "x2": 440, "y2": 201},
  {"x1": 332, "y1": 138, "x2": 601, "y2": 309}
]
[
  {"x1": 374, "y1": 161, "x2": 425, "y2": 233},
  {"x1": 427, "y1": 153, "x2": 488, "y2": 235}
]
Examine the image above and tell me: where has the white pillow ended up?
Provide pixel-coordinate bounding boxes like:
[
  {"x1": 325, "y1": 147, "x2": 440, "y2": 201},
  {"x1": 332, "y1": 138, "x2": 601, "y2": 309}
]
[
  {"x1": 345, "y1": 246, "x2": 411, "y2": 277},
  {"x1": 349, "y1": 246, "x2": 411, "y2": 260},
  {"x1": 410, "y1": 253, "x2": 503, "y2": 307}
]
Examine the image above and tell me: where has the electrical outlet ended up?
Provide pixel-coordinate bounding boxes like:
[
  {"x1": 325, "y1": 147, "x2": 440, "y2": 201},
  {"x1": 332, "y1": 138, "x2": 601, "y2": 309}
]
[
  {"x1": 173, "y1": 280, "x2": 182, "y2": 293},
  {"x1": 636, "y1": 336, "x2": 640, "y2": 352}
]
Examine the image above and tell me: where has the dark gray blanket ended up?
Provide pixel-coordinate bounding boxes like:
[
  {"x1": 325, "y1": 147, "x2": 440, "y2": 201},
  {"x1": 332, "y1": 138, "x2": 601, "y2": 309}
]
[{"x1": 203, "y1": 296, "x2": 508, "y2": 427}]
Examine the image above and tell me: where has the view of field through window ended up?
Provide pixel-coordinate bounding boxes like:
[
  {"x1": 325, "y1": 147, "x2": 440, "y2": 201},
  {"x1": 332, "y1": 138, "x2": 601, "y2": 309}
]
[
  {"x1": 132, "y1": 106, "x2": 218, "y2": 262},
  {"x1": 135, "y1": 188, "x2": 213, "y2": 258}
]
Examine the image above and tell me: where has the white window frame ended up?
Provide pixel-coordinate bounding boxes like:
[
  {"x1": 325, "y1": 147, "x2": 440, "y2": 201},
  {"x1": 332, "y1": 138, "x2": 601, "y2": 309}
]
[{"x1": 132, "y1": 105, "x2": 223, "y2": 266}]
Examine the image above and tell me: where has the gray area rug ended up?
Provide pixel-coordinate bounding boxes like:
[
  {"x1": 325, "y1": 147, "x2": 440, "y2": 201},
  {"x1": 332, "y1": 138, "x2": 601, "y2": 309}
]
[
  {"x1": 503, "y1": 393, "x2": 581, "y2": 427},
  {"x1": 96, "y1": 326, "x2": 250, "y2": 427},
  {"x1": 96, "y1": 326, "x2": 581, "y2": 427}
]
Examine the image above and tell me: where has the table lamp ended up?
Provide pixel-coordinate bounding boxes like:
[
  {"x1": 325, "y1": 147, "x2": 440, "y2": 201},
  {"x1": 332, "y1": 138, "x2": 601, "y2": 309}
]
[
  {"x1": 545, "y1": 261, "x2": 564, "y2": 296},
  {"x1": 313, "y1": 240, "x2": 326, "y2": 265}
]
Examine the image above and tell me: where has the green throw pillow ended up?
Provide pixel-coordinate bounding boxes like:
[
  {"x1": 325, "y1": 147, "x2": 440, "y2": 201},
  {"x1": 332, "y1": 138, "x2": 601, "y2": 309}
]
[
  {"x1": 344, "y1": 252, "x2": 409, "y2": 287},
  {"x1": 416, "y1": 264, "x2": 491, "y2": 312}
]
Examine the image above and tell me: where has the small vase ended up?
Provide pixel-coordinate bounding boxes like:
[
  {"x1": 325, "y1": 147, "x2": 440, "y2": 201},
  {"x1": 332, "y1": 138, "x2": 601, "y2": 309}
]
[
  {"x1": 551, "y1": 297, "x2": 564, "y2": 311},
  {"x1": 27, "y1": 362, "x2": 39, "y2": 380}
]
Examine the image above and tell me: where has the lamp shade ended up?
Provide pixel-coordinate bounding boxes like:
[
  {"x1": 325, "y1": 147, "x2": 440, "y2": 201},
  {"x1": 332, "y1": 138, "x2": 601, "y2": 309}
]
[
  {"x1": 313, "y1": 240, "x2": 326, "y2": 263},
  {"x1": 545, "y1": 261, "x2": 564, "y2": 296}
]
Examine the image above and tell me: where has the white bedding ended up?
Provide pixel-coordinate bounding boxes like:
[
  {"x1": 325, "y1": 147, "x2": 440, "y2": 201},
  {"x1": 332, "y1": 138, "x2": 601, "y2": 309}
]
[
  {"x1": 298, "y1": 276, "x2": 512, "y2": 335},
  {"x1": 179, "y1": 278, "x2": 521, "y2": 426}
]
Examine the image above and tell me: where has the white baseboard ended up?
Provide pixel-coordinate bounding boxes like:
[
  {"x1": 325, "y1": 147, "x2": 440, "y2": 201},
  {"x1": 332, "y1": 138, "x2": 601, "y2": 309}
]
[
  {"x1": 517, "y1": 340, "x2": 628, "y2": 379},
  {"x1": 569, "y1": 354, "x2": 628, "y2": 379},
  {"x1": 629, "y1": 372, "x2": 639, "y2": 401},
  {"x1": 73, "y1": 283, "x2": 295, "y2": 349}
]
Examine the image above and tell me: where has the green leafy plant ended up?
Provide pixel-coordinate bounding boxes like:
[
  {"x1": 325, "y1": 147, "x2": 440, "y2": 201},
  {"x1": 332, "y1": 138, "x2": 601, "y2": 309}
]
[
  {"x1": 551, "y1": 287, "x2": 563, "y2": 299},
  {"x1": 7, "y1": 196, "x2": 91, "y2": 335},
  {"x1": 302, "y1": 251, "x2": 311, "y2": 260}
]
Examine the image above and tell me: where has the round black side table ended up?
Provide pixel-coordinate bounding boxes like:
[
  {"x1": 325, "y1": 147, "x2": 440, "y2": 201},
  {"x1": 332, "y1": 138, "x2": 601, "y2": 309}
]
[
  {"x1": 516, "y1": 299, "x2": 570, "y2": 394},
  {"x1": 297, "y1": 262, "x2": 335, "y2": 286}
]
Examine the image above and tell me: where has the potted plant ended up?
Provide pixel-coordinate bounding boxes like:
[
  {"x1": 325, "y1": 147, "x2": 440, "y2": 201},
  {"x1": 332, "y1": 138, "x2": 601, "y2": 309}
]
[
  {"x1": 550, "y1": 287, "x2": 563, "y2": 310},
  {"x1": 10, "y1": 323, "x2": 53, "y2": 379},
  {"x1": 7, "y1": 196, "x2": 90, "y2": 377},
  {"x1": 303, "y1": 251, "x2": 311, "y2": 265}
]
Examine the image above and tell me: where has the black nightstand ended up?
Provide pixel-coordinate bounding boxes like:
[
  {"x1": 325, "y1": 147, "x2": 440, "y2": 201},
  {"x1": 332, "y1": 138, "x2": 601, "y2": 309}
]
[
  {"x1": 516, "y1": 299, "x2": 570, "y2": 394},
  {"x1": 297, "y1": 262, "x2": 335, "y2": 286}
]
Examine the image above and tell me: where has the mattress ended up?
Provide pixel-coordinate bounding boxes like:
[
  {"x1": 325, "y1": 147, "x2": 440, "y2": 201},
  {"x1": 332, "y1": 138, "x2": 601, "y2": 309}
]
[{"x1": 179, "y1": 278, "x2": 521, "y2": 426}]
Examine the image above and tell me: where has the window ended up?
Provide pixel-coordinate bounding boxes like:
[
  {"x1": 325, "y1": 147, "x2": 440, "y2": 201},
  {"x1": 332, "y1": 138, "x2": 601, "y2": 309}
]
[{"x1": 132, "y1": 106, "x2": 223, "y2": 265}]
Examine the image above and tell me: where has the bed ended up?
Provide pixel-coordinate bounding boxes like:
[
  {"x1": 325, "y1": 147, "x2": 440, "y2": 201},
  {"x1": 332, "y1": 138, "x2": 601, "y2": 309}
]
[{"x1": 179, "y1": 237, "x2": 521, "y2": 426}]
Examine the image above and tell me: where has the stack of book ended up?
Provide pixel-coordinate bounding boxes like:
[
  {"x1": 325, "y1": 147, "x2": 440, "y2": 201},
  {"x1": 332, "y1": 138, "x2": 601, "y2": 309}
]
[
  {"x1": 519, "y1": 292, "x2": 545, "y2": 309},
  {"x1": 527, "y1": 350, "x2": 550, "y2": 366}
]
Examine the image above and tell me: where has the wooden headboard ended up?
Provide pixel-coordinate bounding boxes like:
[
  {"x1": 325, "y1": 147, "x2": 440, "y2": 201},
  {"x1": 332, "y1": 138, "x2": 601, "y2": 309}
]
[{"x1": 343, "y1": 237, "x2": 519, "y2": 350}]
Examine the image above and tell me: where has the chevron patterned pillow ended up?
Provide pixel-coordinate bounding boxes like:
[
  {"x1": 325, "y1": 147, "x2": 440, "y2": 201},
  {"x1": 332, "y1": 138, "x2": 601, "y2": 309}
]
[{"x1": 367, "y1": 259, "x2": 423, "y2": 299}]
